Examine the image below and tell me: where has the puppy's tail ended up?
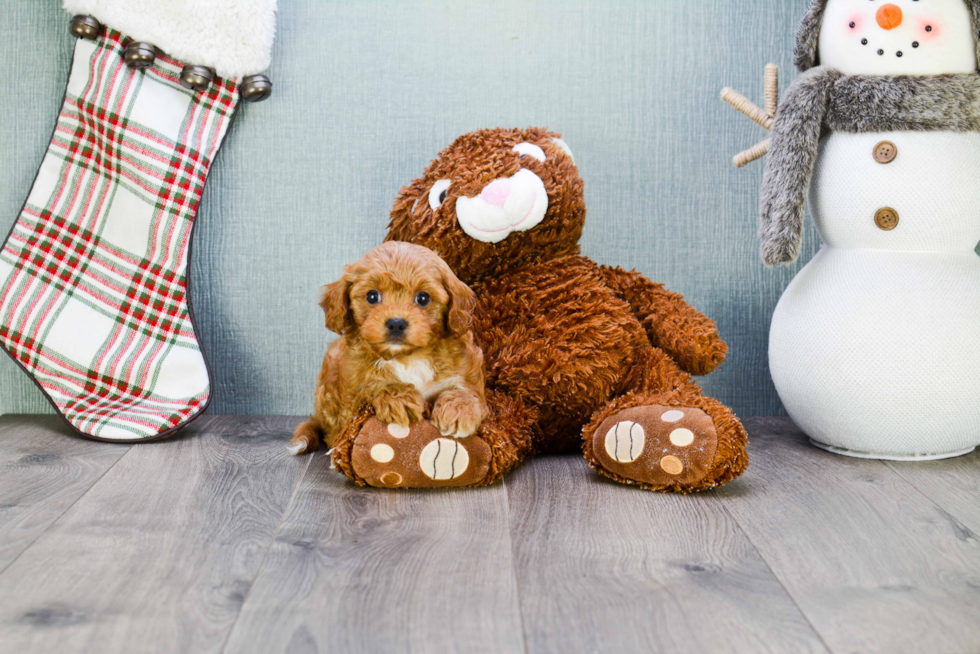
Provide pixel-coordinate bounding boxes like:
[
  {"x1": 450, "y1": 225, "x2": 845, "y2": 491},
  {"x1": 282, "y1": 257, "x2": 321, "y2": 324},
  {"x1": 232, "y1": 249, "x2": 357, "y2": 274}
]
[{"x1": 289, "y1": 419, "x2": 323, "y2": 456}]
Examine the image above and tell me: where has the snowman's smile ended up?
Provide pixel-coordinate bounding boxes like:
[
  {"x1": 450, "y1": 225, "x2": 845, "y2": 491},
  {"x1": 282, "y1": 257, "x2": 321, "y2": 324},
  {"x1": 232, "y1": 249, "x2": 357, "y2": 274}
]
[{"x1": 858, "y1": 36, "x2": 920, "y2": 60}]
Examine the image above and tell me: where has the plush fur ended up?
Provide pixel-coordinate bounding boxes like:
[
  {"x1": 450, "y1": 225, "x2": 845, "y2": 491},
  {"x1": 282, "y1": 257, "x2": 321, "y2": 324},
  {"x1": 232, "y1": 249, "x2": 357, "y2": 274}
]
[
  {"x1": 795, "y1": 0, "x2": 980, "y2": 72},
  {"x1": 826, "y1": 73, "x2": 980, "y2": 132},
  {"x1": 291, "y1": 242, "x2": 487, "y2": 455},
  {"x1": 761, "y1": 69, "x2": 980, "y2": 266},
  {"x1": 63, "y1": 0, "x2": 277, "y2": 77},
  {"x1": 329, "y1": 127, "x2": 749, "y2": 493}
]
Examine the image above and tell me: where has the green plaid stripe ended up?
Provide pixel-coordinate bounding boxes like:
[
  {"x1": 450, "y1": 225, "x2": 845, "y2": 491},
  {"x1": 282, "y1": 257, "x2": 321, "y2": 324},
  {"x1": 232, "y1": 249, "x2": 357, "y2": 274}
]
[{"x1": 0, "y1": 28, "x2": 240, "y2": 440}]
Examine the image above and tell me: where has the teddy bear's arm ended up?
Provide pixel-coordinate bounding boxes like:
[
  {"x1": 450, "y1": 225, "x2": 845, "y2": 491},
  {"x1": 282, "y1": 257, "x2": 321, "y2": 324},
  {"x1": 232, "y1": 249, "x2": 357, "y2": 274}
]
[{"x1": 599, "y1": 266, "x2": 727, "y2": 376}]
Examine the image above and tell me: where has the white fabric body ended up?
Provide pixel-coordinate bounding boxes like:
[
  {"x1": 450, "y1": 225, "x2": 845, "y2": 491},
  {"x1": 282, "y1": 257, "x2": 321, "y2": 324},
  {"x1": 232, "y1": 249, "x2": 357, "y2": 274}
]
[
  {"x1": 818, "y1": 0, "x2": 976, "y2": 76},
  {"x1": 63, "y1": 0, "x2": 277, "y2": 77},
  {"x1": 770, "y1": 131, "x2": 980, "y2": 456},
  {"x1": 810, "y1": 132, "x2": 980, "y2": 251}
]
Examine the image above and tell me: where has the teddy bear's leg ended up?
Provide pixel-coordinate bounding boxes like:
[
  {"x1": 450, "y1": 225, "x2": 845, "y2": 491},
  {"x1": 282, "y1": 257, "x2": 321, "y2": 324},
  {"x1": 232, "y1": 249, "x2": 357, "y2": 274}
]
[
  {"x1": 582, "y1": 347, "x2": 748, "y2": 492},
  {"x1": 331, "y1": 389, "x2": 536, "y2": 489}
]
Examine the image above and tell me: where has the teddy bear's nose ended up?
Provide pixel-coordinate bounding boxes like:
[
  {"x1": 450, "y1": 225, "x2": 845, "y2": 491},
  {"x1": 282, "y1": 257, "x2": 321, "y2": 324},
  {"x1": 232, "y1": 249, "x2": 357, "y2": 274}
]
[
  {"x1": 481, "y1": 178, "x2": 512, "y2": 208},
  {"x1": 876, "y1": 4, "x2": 903, "y2": 30}
]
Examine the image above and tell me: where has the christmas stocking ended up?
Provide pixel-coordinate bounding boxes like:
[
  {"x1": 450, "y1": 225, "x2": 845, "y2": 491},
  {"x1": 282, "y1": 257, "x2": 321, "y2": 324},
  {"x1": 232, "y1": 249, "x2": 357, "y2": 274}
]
[{"x1": 0, "y1": 1, "x2": 276, "y2": 441}]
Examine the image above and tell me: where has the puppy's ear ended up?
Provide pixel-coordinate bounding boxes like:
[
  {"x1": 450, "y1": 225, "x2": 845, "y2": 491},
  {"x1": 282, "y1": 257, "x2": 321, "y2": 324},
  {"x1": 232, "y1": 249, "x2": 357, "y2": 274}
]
[
  {"x1": 320, "y1": 276, "x2": 354, "y2": 335},
  {"x1": 442, "y1": 265, "x2": 477, "y2": 337}
]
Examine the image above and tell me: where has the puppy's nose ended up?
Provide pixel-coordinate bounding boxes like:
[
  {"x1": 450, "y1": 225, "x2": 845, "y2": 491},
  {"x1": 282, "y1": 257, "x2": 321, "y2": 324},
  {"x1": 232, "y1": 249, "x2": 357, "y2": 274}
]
[{"x1": 386, "y1": 318, "x2": 408, "y2": 337}]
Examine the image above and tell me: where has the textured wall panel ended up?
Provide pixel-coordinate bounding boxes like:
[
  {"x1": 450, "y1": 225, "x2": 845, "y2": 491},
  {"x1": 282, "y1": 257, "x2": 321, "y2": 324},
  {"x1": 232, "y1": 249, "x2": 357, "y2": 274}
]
[{"x1": 1, "y1": 0, "x2": 824, "y2": 418}]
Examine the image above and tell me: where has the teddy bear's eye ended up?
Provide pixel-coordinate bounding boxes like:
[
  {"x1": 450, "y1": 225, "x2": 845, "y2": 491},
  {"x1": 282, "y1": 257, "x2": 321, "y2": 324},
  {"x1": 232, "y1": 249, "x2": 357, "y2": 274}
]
[
  {"x1": 429, "y1": 179, "x2": 452, "y2": 210},
  {"x1": 551, "y1": 137, "x2": 574, "y2": 163},
  {"x1": 512, "y1": 142, "x2": 546, "y2": 162},
  {"x1": 415, "y1": 292, "x2": 431, "y2": 307},
  {"x1": 366, "y1": 290, "x2": 381, "y2": 305}
]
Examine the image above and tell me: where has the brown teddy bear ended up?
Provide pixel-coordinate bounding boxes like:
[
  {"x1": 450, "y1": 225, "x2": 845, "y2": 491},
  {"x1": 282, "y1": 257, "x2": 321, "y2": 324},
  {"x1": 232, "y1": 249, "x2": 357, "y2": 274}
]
[{"x1": 332, "y1": 127, "x2": 748, "y2": 493}]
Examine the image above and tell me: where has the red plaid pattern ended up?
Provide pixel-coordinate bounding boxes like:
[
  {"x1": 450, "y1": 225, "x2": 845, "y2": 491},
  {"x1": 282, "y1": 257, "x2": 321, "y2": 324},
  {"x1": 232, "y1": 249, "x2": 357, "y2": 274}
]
[{"x1": 0, "y1": 29, "x2": 240, "y2": 440}]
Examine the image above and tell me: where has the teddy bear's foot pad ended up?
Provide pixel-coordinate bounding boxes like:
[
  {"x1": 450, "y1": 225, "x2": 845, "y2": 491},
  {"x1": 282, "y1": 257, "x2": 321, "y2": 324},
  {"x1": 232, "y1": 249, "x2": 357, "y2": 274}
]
[
  {"x1": 592, "y1": 405, "x2": 718, "y2": 487},
  {"x1": 350, "y1": 418, "x2": 492, "y2": 488}
]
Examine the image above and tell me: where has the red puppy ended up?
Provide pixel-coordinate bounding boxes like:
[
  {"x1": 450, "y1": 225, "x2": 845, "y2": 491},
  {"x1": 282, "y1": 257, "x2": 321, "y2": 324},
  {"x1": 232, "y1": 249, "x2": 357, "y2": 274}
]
[{"x1": 290, "y1": 242, "x2": 488, "y2": 454}]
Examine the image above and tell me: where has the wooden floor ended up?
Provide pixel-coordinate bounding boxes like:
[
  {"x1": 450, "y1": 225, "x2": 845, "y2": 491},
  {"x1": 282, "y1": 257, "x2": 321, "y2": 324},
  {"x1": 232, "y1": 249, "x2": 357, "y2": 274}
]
[{"x1": 1, "y1": 416, "x2": 979, "y2": 654}]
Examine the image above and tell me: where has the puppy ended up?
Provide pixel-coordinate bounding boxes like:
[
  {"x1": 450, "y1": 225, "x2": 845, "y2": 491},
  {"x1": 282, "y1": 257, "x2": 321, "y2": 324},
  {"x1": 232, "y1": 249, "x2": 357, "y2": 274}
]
[{"x1": 290, "y1": 242, "x2": 489, "y2": 455}]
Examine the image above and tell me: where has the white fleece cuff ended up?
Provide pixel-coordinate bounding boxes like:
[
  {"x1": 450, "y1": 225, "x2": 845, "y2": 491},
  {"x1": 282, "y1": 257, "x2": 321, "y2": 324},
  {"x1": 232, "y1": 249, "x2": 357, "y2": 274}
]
[{"x1": 63, "y1": 0, "x2": 277, "y2": 78}]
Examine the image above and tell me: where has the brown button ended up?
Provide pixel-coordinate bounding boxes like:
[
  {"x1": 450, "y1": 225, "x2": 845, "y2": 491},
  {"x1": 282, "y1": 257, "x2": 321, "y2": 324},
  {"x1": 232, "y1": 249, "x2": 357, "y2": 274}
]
[
  {"x1": 873, "y1": 141, "x2": 897, "y2": 164},
  {"x1": 875, "y1": 207, "x2": 899, "y2": 231}
]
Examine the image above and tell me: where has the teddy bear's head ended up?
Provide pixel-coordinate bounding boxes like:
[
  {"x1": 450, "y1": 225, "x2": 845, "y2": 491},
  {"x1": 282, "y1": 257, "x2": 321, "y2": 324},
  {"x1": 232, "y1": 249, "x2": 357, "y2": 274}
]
[{"x1": 386, "y1": 127, "x2": 585, "y2": 285}]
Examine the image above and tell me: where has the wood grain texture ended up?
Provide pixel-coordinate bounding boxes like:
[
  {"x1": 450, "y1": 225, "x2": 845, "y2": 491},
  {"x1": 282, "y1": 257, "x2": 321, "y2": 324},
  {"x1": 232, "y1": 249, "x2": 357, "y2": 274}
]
[
  {"x1": 0, "y1": 0, "x2": 818, "y2": 419},
  {"x1": 223, "y1": 449, "x2": 525, "y2": 654},
  {"x1": 885, "y1": 452, "x2": 980, "y2": 537},
  {"x1": 721, "y1": 418, "x2": 980, "y2": 654},
  {"x1": 3, "y1": 416, "x2": 980, "y2": 653},
  {"x1": 0, "y1": 416, "x2": 308, "y2": 654},
  {"x1": 506, "y1": 454, "x2": 827, "y2": 654},
  {"x1": 0, "y1": 415, "x2": 129, "y2": 574}
]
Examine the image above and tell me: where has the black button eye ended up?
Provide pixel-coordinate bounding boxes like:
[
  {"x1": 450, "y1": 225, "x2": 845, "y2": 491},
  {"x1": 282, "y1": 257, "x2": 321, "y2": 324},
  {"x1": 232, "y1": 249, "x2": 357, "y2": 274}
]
[
  {"x1": 415, "y1": 292, "x2": 431, "y2": 307},
  {"x1": 439, "y1": 190, "x2": 447, "y2": 205},
  {"x1": 366, "y1": 291, "x2": 381, "y2": 305}
]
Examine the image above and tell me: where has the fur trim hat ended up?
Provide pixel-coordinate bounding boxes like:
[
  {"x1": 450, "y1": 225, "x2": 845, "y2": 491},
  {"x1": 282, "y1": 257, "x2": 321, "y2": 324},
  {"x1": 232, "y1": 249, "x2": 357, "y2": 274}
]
[{"x1": 794, "y1": 0, "x2": 980, "y2": 71}]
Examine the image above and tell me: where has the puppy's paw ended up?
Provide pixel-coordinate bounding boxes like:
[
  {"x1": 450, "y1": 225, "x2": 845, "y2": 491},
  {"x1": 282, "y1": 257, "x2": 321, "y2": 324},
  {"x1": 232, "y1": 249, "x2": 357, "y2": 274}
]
[
  {"x1": 432, "y1": 390, "x2": 488, "y2": 438},
  {"x1": 290, "y1": 420, "x2": 322, "y2": 456},
  {"x1": 373, "y1": 387, "x2": 426, "y2": 426}
]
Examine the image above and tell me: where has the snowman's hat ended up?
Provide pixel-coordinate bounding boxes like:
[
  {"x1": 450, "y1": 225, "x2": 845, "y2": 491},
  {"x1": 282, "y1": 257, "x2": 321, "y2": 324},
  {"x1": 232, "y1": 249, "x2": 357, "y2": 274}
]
[{"x1": 795, "y1": 0, "x2": 980, "y2": 71}]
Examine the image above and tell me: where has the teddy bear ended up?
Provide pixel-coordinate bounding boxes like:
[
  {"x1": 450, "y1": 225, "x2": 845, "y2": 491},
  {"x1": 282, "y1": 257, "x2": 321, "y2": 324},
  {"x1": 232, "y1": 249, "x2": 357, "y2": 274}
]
[{"x1": 331, "y1": 127, "x2": 748, "y2": 492}]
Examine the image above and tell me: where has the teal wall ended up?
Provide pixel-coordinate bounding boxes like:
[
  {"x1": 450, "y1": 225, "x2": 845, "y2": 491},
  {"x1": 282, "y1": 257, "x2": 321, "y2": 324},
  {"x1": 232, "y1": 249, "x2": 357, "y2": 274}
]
[{"x1": 0, "y1": 0, "x2": 820, "y2": 418}]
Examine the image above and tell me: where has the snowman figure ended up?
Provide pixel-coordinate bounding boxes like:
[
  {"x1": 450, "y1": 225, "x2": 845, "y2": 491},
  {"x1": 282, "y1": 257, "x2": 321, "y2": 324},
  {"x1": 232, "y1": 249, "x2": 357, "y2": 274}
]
[{"x1": 731, "y1": 0, "x2": 980, "y2": 459}]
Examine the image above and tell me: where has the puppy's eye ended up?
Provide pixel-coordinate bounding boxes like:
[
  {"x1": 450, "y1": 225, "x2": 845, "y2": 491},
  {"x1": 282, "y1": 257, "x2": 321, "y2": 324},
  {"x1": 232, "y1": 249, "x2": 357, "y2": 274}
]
[
  {"x1": 415, "y1": 292, "x2": 431, "y2": 307},
  {"x1": 366, "y1": 290, "x2": 381, "y2": 305},
  {"x1": 512, "y1": 142, "x2": 546, "y2": 163},
  {"x1": 429, "y1": 179, "x2": 452, "y2": 210}
]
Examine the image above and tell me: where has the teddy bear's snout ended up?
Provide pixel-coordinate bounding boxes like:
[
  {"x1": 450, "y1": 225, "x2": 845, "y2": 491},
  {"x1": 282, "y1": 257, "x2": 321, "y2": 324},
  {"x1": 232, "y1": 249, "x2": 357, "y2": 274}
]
[{"x1": 455, "y1": 169, "x2": 549, "y2": 244}]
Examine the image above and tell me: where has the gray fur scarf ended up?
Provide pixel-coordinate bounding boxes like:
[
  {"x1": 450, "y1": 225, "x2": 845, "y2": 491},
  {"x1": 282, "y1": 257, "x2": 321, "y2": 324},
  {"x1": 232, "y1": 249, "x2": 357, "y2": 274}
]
[{"x1": 760, "y1": 70, "x2": 980, "y2": 266}]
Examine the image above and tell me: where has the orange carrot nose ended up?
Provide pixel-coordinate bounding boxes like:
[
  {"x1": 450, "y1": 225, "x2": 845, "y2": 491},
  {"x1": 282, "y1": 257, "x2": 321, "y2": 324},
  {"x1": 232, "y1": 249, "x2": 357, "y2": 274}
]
[{"x1": 876, "y1": 4, "x2": 903, "y2": 30}]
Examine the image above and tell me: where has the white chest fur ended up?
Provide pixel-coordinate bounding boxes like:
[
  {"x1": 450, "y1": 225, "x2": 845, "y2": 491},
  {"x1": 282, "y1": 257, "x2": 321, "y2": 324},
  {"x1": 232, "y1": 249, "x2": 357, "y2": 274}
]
[{"x1": 379, "y1": 357, "x2": 461, "y2": 402}]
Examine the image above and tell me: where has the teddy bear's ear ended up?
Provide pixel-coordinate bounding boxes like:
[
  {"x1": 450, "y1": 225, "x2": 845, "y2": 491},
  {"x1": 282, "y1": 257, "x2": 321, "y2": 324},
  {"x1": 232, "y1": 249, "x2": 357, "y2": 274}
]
[
  {"x1": 387, "y1": 181, "x2": 426, "y2": 243},
  {"x1": 320, "y1": 273, "x2": 355, "y2": 335},
  {"x1": 550, "y1": 137, "x2": 575, "y2": 163}
]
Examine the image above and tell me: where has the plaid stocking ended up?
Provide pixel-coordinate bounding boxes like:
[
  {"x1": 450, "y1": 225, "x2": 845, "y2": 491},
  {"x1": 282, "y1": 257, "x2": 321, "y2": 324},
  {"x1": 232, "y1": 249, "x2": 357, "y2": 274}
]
[{"x1": 0, "y1": 29, "x2": 240, "y2": 441}]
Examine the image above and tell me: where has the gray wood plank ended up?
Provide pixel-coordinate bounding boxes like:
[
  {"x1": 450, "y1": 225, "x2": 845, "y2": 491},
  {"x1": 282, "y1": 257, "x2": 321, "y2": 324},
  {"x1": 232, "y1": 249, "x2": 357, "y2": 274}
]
[
  {"x1": 507, "y1": 454, "x2": 828, "y2": 654},
  {"x1": 223, "y1": 449, "x2": 525, "y2": 654},
  {"x1": 720, "y1": 417, "x2": 980, "y2": 654},
  {"x1": 0, "y1": 415, "x2": 129, "y2": 574},
  {"x1": 0, "y1": 415, "x2": 309, "y2": 654},
  {"x1": 884, "y1": 451, "x2": 980, "y2": 537}
]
